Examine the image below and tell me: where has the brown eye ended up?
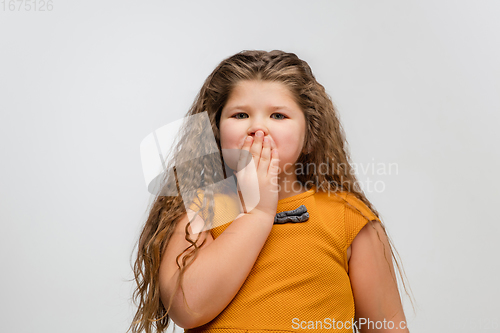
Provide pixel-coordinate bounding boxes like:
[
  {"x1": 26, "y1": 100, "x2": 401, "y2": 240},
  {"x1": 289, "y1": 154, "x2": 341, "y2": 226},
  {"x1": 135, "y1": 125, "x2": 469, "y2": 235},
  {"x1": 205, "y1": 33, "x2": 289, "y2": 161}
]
[
  {"x1": 271, "y1": 113, "x2": 286, "y2": 120},
  {"x1": 233, "y1": 113, "x2": 248, "y2": 119}
]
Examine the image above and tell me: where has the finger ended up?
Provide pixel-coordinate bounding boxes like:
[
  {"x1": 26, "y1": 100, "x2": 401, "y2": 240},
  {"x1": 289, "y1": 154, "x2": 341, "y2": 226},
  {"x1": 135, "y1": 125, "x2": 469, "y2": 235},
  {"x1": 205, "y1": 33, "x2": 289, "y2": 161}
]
[
  {"x1": 268, "y1": 135, "x2": 277, "y2": 150},
  {"x1": 258, "y1": 136, "x2": 271, "y2": 174},
  {"x1": 269, "y1": 148, "x2": 280, "y2": 176},
  {"x1": 250, "y1": 130, "x2": 264, "y2": 169},
  {"x1": 237, "y1": 135, "x2": 253, "y2": 173}
]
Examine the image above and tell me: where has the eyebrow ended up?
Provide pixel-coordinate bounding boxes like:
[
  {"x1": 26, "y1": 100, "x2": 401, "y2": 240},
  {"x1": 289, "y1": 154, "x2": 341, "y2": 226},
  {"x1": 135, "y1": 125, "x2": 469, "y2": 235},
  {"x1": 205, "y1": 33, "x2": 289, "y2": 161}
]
[{"x1": 226, "y1": 105, "x2": 293, "y2": 112}]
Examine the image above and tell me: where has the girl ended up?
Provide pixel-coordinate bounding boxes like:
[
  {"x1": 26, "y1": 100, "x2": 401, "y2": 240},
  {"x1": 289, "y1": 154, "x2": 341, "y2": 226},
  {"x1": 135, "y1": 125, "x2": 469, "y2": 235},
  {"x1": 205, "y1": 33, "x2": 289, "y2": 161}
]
[{"x1": 129, "y1": 50, "x2": 413, "y2": 333}]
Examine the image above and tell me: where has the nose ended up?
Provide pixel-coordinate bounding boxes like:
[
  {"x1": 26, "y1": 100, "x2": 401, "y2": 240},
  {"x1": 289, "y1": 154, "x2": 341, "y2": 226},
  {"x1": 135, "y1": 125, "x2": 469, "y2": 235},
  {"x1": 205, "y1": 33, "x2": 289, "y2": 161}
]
[{"x1": 247, "y1": 120, "x2": 269, "y2": 137}]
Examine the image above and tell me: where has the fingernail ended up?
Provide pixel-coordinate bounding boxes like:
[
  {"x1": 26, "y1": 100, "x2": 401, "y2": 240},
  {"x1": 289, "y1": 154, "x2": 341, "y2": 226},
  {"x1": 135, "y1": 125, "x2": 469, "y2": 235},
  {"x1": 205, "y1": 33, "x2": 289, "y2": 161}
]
[
  {"x1": 246, "y1": 136, "x2": 252, "y2": 142},
  {"x1": 256, "y1": 131, "x2": 263, "y2": 137}
]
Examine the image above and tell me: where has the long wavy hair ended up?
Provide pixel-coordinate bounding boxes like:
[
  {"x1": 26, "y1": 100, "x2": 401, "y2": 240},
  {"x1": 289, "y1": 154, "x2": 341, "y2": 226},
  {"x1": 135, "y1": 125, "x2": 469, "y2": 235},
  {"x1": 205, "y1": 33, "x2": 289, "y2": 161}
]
[{"x1": 127, "y1": 49, "x2": 415, "y2": 333}]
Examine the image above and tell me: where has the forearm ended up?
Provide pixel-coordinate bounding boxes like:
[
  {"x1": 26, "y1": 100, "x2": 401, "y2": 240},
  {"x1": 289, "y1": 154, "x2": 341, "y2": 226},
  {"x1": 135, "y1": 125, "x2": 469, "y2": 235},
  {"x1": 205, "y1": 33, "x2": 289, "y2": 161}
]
[{"x1": 171, "y1": 211, "x2": 274, "y2": 328}]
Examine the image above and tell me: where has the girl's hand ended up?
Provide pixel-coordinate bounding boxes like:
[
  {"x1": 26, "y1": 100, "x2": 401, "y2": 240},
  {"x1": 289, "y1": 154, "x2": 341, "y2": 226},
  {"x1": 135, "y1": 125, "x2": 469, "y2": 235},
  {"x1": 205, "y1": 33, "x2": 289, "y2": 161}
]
[{"x1": 235, "y1": 130, "x2": 279, "y2": 219}]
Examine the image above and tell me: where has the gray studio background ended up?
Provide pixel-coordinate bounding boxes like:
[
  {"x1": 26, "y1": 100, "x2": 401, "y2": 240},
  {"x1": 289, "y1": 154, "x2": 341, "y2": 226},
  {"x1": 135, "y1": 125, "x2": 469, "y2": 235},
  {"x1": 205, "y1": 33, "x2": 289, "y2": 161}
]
[{"x1": 1, "y1": 1, "x2": 499, "y2": 332}]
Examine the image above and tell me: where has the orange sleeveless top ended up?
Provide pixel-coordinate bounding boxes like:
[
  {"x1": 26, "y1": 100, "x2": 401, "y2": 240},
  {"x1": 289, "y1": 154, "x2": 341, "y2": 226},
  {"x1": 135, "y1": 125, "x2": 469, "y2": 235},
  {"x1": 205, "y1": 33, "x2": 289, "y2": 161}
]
[{"x1": 185, "y1": 186, "x2": 381, "y2": 333}]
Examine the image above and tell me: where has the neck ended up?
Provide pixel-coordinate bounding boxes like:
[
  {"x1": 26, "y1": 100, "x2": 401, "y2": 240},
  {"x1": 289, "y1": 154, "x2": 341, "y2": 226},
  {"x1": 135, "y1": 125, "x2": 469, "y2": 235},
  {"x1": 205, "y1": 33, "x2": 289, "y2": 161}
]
[{"x1": 276, "y1": 172, "x2": 307, "y2": 201}]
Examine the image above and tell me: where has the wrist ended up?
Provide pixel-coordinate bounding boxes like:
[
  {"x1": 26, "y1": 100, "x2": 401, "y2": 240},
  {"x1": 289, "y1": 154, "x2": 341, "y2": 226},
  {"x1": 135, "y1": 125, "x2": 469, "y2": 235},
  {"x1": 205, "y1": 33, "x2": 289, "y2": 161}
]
[{"x1": 248, "y1": 207, "x2": 276, "y2": 222}]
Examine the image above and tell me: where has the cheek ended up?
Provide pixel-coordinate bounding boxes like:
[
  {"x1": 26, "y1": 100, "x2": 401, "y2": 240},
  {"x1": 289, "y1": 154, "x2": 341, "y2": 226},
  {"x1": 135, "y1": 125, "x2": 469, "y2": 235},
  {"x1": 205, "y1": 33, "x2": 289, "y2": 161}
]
[
  {"x1": 279, "y1": 131, "x2": 304, "y2": 154},
  {"x1": 219, "y1": 123, "x2": 246, "y2": 171},
  {"x1": 221, "y1": 122, "x2": 250, "y2": 149},
  {"x1": 219, "y1": 123, "x2": 237, "y2": 148},
  {"x1": 272, "y1": 125, "x2": 306, "y2": 168}
]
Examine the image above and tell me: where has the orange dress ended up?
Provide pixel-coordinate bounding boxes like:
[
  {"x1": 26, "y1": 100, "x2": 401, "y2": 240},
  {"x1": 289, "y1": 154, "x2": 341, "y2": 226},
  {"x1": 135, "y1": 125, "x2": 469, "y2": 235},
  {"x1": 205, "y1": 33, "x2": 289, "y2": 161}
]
[{"x1": 185, "y1": 185, "x2": 381, "y2": 333}]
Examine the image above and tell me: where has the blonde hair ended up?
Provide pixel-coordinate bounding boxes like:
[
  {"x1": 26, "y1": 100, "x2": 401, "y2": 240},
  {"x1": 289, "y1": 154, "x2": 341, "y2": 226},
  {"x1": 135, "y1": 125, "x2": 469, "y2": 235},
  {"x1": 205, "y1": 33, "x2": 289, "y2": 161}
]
[{"x1": 127, "y1": 50, "x2": 414, "y2": 333}]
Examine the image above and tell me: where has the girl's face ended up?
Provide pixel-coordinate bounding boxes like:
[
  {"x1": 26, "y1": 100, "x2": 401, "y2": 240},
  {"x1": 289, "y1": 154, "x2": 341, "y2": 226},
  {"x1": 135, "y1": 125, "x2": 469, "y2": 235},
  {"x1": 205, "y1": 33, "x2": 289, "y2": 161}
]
[{"x1": 219, "y1": 80, "x2": 307, "y2": 176}]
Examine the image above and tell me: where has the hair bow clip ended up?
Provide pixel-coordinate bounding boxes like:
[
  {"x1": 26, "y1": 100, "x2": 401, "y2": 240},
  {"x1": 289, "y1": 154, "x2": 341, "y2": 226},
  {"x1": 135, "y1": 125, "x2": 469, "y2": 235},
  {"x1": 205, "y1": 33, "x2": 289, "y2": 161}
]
[{"x1": 274, "y1": 205, "x2": 309, "y2": 224}]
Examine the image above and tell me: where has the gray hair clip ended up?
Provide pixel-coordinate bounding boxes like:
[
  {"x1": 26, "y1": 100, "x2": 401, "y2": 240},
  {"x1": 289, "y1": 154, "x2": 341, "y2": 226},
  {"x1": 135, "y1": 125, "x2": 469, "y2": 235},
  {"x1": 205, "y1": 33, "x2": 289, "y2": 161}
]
[{"x1": 274, "y1": 205, "x2": 309, "y2": 224}]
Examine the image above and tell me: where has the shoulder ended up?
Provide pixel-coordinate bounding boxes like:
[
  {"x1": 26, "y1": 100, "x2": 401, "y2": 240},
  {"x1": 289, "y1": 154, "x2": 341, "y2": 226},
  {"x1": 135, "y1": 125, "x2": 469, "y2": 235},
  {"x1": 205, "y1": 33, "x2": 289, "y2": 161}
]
[
  {"x1": 165, "y1": 211, "x2": 215, "y2": 261},
  {"x1": 160, "y1": 211, "x2": 214, "y2": 287},
  {"x1": 312, "y1": 190, "x2": 380, "y2": 227},
  {"x1": 183, "y1": 187, "x2": 242, "y2": 239},
  {"x1": 313, "y1": 190, "x2": 376, "y2": 212},
  {"x1": 343, "y1": 192, "x2": 380, "y2": 222},
  {"x1": 342, "y1": 192, "x2": 380, "y2": 228},
  {"x1": 314, "y1": 190, "x2": 380, "y2": 222},
  {"x1": 340, "y1": 192, "x2": 381, "y2": 252}
]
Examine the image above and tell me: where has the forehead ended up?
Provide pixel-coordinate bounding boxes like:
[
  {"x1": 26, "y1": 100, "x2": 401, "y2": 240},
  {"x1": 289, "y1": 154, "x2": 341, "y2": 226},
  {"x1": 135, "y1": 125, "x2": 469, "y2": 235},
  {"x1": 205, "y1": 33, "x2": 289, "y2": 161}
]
[{"x1": 223, "y1": 80, "x2": 300, "y2": 112}]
